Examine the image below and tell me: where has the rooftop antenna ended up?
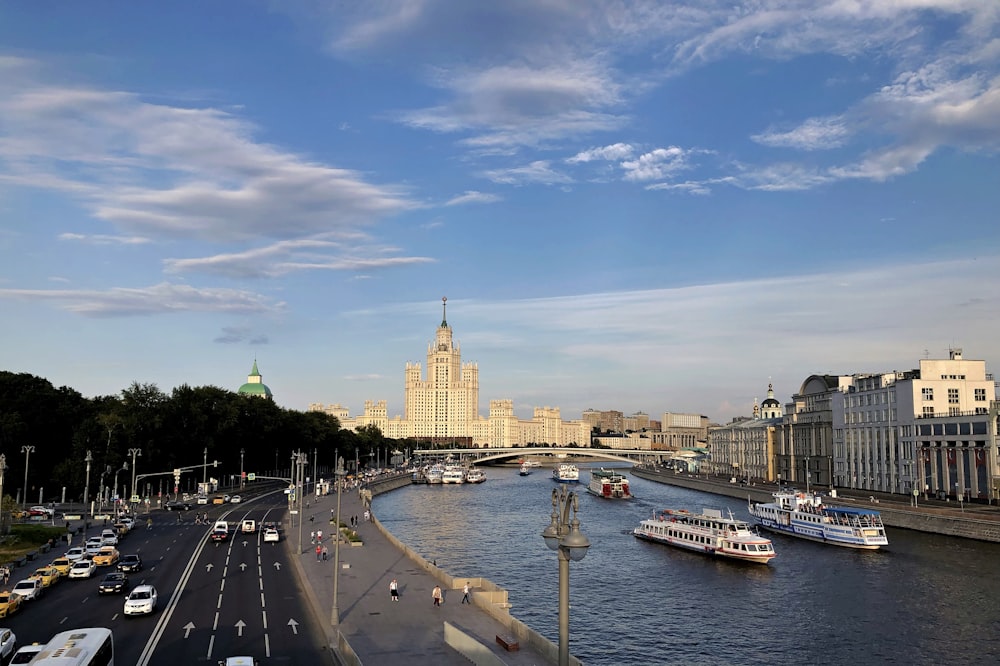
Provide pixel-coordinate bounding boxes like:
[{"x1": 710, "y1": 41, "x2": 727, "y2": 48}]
[{"x1": 441, "y1": 296, "x2": 447, "y2": 326}]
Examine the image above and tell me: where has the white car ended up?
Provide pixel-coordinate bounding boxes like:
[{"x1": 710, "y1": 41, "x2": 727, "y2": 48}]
[
  {"x1": 218, "y1": 658, "x2": 259, "y2": 666},
  {"x1": 0, "y1": 628, "x2": 16, "y2": 662},
  {"x1": 10, "y1": 642, "x2": 43, "y2": 664},
  {"x1": 100, "y1": 530, "x2": 119, "y2": 546},
  {"x1": 263, "y1": 528, "x2": 280, "y2": 543},
  {"x1": 230, "y1": 495, "x2": 242, "y2": 503},
  {"x1": 68, "y1": 559, "x2": 97, "y2": 579},
  {"x1": 11, "y1": 579, "x2": 42, "y2": 601},
  {"x1": 85, "y1": 539, "x2": 104, "y2": 556},
  {"x1": 121, "y1": 517, "x2": 135, "y2": 530},
  {"x1": 197, "y1": 495, "x2": 209, "y2": 505},
  {"x1": 65, "y1": 546, "x2": 87, "y2": 562},
  {"x1": 124, "y1": 585, "x2": 158, "y2": 616}
]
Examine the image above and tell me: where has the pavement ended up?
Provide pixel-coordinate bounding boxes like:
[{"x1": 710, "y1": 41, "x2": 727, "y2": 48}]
[{"x1": 290, "y1": 480, "x2": 552, "y2": 666}]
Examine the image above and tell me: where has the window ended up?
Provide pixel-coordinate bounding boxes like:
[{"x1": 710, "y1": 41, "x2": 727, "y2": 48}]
[
  {"x1": 948, "y1": 388, "x2": 959, "y2": 404},
  {"x1": 922, "y1": 387, "x2": 934, "y2": 401},
  {"x1": 975, "y1": 388, "x2": 986, "y2": 402},
  {"x1": 923, "y1": 406, "x2": 935, "y2": 416}
]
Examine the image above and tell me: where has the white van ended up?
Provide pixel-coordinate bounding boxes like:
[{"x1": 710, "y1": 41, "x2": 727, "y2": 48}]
[
  {"x1": 214, "y1": 520, "x2": 229, "y2": 532},
  {"x1": 241, "y1": 519, "x2": 256, "y2": 534}
]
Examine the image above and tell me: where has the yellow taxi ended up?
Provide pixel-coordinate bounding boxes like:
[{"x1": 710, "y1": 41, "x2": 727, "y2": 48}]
[
  {"x1": 0, "y1": 591, "x2": 21, "y2": 618},
  {"x1": 29, "y1": 566, "x2": 61, "y2": 588},
  {"x1": 93, "y1": 546, "x2": 120, "y2": 567},
  {"x1": 50, "y1": 557, "x2": 73, "y2": 577}
]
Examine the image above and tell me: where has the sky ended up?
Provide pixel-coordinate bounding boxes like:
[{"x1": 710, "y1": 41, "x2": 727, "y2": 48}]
[{"x1": 1, "y1": 1, "x2": 999, "y2": 425}]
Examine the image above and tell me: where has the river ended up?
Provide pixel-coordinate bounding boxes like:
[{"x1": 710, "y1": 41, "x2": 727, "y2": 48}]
[{"x1": 372, "y1": 463, "x2": 1000, "y2": 665}]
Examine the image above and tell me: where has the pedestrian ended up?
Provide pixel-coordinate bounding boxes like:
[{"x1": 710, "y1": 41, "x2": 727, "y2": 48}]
[
  {"x1": 364, "y1": 509, "x2": 370, "y2": 522},
  {"x1": 310, "y1": 530, "x2": 315, "y2": 544},
  {"x1": 461, "y1": 582, "x2": 471, "y2": 604},
  {"x1": 316, "y1": 544, "x2": 322, "y2": 561},
  {"x1": 389, "y1": 578, "x2": 399, "y2": 602},
  {"x1": 432, "y1": 585, "x2": 442, "y2": 607},
  {"x1": 317, "y1": 529, "x2": 323, "y2": 542},
  {"x1": 322, "y1": 545, "x2": 329, "y2": 561},
  {"x1": 1, "y1": 566, "x2": 9, "y2": 585}
]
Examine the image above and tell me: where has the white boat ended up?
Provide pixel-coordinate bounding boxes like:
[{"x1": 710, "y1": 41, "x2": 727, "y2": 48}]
[
  {"x1": 588, "y1": 469, "x2": 631, "y2": 499},
  {"x1": 465, "y1": 468, "x2": 486, "y2": 484},
  {"x1": 523, "y1": 460, "x2": 541, "y2": 468},
  {"x1": 747, "y1": 490, "x2": 888, "y2": 549},
  {"x1": 552, "y1": 463, "x2": 579, "y2": 483},
  {"x1": 633, "y1": 508, "x2": 776, "y2": 564},
  {"x1": 441, "y1": 466, "x2": 465, "y2": 484},
  {"x1": 519, "y1": 462, "x2": 531, "y2": 476},
  {"x1": 425, "y1": 465, "x2": 444, "y2": 484}
]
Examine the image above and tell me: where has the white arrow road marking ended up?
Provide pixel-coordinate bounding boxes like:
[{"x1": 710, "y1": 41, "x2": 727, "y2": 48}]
[
  {"x1": 273, "y1": 562, "x2": 281, "y2": 570},
  {"x1": 240, "y1": 562, "x2": 247, "y2": 571},
  {"x1": 205, "y1": 563, "x2": 213, "y2": 572},
  {"x1": 183, "y1": 622, "x2": 195, "y2": 638},
  {"x1": 288, "y1": 619, "x2": 299, "y2": 635},
  {"x1": 235, "y1": 620, "x2": 246, "y2": 637},
  {"x1": 243, "y1": 540, "x2": 248, "y2": 547}
]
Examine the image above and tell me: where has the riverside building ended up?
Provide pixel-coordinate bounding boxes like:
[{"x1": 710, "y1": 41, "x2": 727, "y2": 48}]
[{"x1": 309, "y1": 298, "x2": 591, "y2": 448}]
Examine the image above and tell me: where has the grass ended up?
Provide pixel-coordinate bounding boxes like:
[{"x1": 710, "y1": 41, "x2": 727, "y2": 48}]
[{"x1": 0, "y1": 524, "x2": 67, "y2": 563}]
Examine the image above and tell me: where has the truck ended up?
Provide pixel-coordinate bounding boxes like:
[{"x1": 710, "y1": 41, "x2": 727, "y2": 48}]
[{"x1": 198, "y1": 480, "x2": 219, "y2": 496}]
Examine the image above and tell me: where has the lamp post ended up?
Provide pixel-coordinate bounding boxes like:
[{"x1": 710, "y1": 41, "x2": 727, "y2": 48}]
[
  {"x1": 203, "y1": 448, "x2": 208, "y2": 484},
  {"x1": 805, "y1": 456, "x2": 811, "y2": 495},
  {"x1": 331, "y1": 456, "x2": 345, "y2": 627},
  {"x1": 21, "y1": 445, "x2": 35, "y2": 514},
  {"x1": 240, "y1": 448, "x2": 245, "y2": 489},
  {"x1": 542, "y1": 486, "x2": 590, "y2": 666},
  {"x1": 84, "y1": 451, "x2": 93, "y2": 517},
  {"x1": 112, "y1": 463, "x2": 128, "y2": 514},
  {"x1": 0, "y1": 454, "x2": 6, "y2": 532},
  {"x1": 128, "y1": 448, "x2": 142, "y2": 502}
]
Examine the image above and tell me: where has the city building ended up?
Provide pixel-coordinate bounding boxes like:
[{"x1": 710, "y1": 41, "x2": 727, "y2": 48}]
[
  {"x1": 708, "y1": 384, "x2": 783, "y2": 483},
  {"x1": 237, "y1": 360, "x2": 273, "y2": 400},
  {"x1": 309, "y1": 298, "x2": 591, "y2": 448},
  {"x1": 647, "y1": 412, "x2": 709, "y2": 450}
]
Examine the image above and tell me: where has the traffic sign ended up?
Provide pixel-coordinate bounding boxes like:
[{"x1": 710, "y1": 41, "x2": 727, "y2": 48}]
[
  {"x1": 248, "y1": 473, "x2": 256, "y2": 481},
  {"x1": 130, "y1": 495, "x2": 140, "y2": 503}
]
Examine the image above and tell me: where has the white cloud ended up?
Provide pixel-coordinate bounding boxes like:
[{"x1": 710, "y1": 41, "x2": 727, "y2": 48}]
[
  {"x1": 481, "y1": 160, "x2": 573, "y2": 186},
  {"x1": 58, "y1": 232, "x2": 151, "y2": 245},
  {"x1": 752, "y1": 116, "x2": 851, "y2": 150},
  {"x1": 566, "y1": 143, "x2": 635, "y2": 163},
  {"x1": 621, "y1": 146, "x2": 696, "y2": 182},
  {"x1": 444, "y1": 190, "x2": 502, "y2": 206}
]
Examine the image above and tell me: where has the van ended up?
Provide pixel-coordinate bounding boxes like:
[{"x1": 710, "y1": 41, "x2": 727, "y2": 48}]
[
  {"x1": 241, "y1": 520, "x2": 256, "y2": 534},
  {"x1": 214, "y1": 520, "x2": 229, "y2": 532}
]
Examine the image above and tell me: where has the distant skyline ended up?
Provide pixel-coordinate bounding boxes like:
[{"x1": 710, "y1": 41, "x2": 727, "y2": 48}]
[{"x1": 1, "y1": 2, "x2": 998, "y2": 424}]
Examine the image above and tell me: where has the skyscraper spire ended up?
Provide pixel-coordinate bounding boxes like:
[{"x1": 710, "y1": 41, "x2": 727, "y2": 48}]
[{"x1": 441, "y1": 296, "x2": 448, "y2": 327}]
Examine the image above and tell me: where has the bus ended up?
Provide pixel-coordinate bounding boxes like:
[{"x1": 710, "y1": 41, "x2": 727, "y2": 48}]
[{"x1": 29, "y1": 628, "x2": 113, "y2": 666}]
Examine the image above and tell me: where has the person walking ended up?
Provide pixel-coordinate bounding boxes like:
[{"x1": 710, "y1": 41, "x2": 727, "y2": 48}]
[
  {"x1": 389, "y1": 578, "x2": 399, "y2": 602},
  {"x1": 322, "y1": 545, "x2": 329, "y2": 561},
  {"x1": 461, "y1": 582, "x2": 471, "y2": 604},
  {"x1": 316, "y1": 529, "x2": 323, "y2": 542},
  {"x1": 432, "y1": 585, "x2": 443, "y2": 607},
  {"x1": 146, "y1": 517, "x2": 152, "y2": 530},
  {"x1": 316, "y1": 544, "x2": 322, "y2": 561},
  {"x1": 310, "y1": 530, "x2": 316, "y2": 544}
]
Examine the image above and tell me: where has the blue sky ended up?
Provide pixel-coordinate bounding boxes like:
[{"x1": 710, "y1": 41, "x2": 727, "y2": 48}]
[{"x1": 1, "y1": 1, "x2": 998, "y2": 424}]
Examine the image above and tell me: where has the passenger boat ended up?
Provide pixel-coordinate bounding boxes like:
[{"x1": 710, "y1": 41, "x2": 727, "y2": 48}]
[
  {"x1": 465, "y1": 468, "x2": 486, "y2": 484},
  {"x1": 747, "y1": 490, "x2": 888, "y2": 549},
  {"x1": 519, "y1": 462, "x2": 531, "y2": 476},
  {"x1": 551, "y1": 463, "x2": 580, "y2": 483},
  {"x1": 587, "y1": 469, "x2": 632, "y2": 499},
  {"x1": 425, "y1": 465, "x2": 444, "y2": 484},
  {"x1": 441, "y1": 466, "x2": 465, "y2": 484},
  {"x1": 632, "y1": 508, "x2": 776, "y2": 564}
]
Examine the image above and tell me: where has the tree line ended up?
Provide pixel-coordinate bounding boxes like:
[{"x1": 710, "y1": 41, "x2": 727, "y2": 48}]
[{"x1": 0, "y1": 371, "x2": 395, "y2": 507}]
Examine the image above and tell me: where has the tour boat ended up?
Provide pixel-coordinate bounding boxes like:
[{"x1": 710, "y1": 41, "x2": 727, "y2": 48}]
[
  {"x1": 425, "y1": 465, "x2": 444, "y2": 484},
  {"x1": 519, "y1": 462, "x2": 531, "y2": 476},
  {"x1": 464, "y1": 468, "x2": 486, "y2": 484},
  {"x1": 747, "y1": 490, "x2": 888, "y2": 549},
  {"x1": 441, "y1": 466, "x2": 465, "y2": 484},
  {"x1": 587, "y1": 469, "x2": 632, "y2": 499},
  {"x1": 633, "y1": 508, "x2": 776, "y2": 564},
  {"x1": 551, "y1": 463, "x2": 580, "y2": 483}
]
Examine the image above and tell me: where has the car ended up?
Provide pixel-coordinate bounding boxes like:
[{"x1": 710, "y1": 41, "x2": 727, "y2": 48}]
[
  {"x1": 28, "y1": 505, "x2": 54, "y2": 517},
  {"x1": 97, "y1": 571, "x2": 129, "y2": 595},
  {"x1": 123, "y1": 585, "x2": 157, "y2": 616},
  {"x1": 196, "y1": 495, "x2": 209, "y2": 505},
  {"x1": 85, "y1": 542, "x2": 104, "y2": 557},
  {"x1": 68, "y1": 559, "x2": 97, "y2": 579},
  {"x1": 241, "y1": 519, "x2": 256, "y2": 534},
  {"x1": 93, "y1": 546, "x2": 120, "y2": 567},
  {"x1": 112, "y1": 522, "x2": 129, "y2": 536},
  {"x1": 100, "y1": 529, "x2": 119, "y2": 546},
  {"x1": 118, "y1": 554, "x2": 143, "y2": 573},
  {"x1": 212, "y1": 496, "x2": 225, "y2": 505},
  {"x1": 50, "y1": 557, "x2": 73, "y2": 577},
  {"x1": 211, "y1": 528, "x2": 229, "y2": 542},
  {"x1": 0, "y1": 592, "x2": 23, "y2": 618},
  {"x1": 120, "y1": 517, "x2": 135, "y2": 530},
  {"x1": 65, "y1": 546, "x2": 87, "y2": 562},
  {"x1": 165, "y1": 500, "x2": 191, "y2": 511},
  {"x1": 0, "y1": 628, "x2": 15, "y2": 662},
  {"x1": 11, "y1": 578, "x2": 43, "y2": 601},
  {"x1": 10, "y1": 643, "x2": 43, "y2": 664},
  {"x1": 28, "y1": 566, "x2": 60, "y2": 588},
  {"x1": 218, "y1": 658, "x2": 259, "y2": 666},
  {"x1": 230, "y1": 495, "x2": 242, "y2": 503},
  {"x1": 263, "y1": 528, "x2": 280, "y2": 544}
]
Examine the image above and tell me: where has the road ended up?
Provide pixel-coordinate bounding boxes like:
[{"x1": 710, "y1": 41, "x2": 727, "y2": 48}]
[{"x1": 2, "y1": 489, "x2": 334, "y2": 665}]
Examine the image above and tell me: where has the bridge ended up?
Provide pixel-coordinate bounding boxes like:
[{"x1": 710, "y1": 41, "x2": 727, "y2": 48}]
[{"x1": 411, "y1": 447, "x2": 674, "y2": 466}]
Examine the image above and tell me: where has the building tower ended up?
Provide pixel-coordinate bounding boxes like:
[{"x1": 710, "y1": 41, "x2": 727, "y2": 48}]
[{"x1": 238, "y1": 360, "x2": 273, "y2": 399}]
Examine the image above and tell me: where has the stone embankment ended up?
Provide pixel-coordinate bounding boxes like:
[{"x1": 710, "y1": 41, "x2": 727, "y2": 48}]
[{"x1": 631, "y1": 466, "x2": 1000, "y2": 544}]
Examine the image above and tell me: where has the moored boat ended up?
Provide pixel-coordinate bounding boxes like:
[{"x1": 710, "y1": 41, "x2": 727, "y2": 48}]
[
  {"x1": 465, "y1": 468, "x2": 486, "y2": 484},
  {"x1": 587, "y1": 469, "x2": 631, "y2": 499},
  {"x1": 633, "y1": 508, "x2": 776, "y2": 564},
  {"x1": 441, "y1": 466, "x2": 465, "y2": 484},
  {"x1": 747, "y1": 490, "x2": 888, "y2": 549},
  {"x1": 425, "y1": 465, "x2": 444, "y2": 484},
  {"x1": 551, "y1": 462, "x2": 579, "y2": 483}
]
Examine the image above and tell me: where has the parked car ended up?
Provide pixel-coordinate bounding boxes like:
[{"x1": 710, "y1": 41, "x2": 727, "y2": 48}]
[
  {"x1": 118, "y1": 554, "x2": 143, "y2": 573},
  {"x1": 28, "y1": 567, "x2": 60, "y2": 588},
  {"x1": 123, "y1": 585, "x2": 158, "y2": 616},
  {"x1": 11, "y1": 579, "x2": 43, "y2": 601},
  {"x1": 68, "y1": 559, "x2": 97, "y2": 579},
  {"x1": 93, "y1": 546, "x2": 120, "y2": 567},
  {"x1": 10, "y1": 643, "x2": 43, "y2": 664},
  {"x1": 0, "y1": 592, "x2": 22, "y2": 618},
  {"x1": 98, "y1": 572, "x2": 129, "y2": 595},
  {"x1": 263, "y1": 528, "x2": 280, "y2": 544},
  {"x1": 0, "y1": 628, "x2": 16, "y2": 662}
]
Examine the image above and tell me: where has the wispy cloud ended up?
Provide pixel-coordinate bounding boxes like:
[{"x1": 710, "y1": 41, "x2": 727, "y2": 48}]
[
  {"x1": 752, "y1": 116, "x2": 851, "y2": 150},
  {"x1": 481, "y1": 160, "x2": 573, "y2": 186},
  {"x1": 444, "y1": 190, "x2": 502, "y2": 206},
  {"x1": 59, "y1": 232, "x2": 151, "y2": 245}
]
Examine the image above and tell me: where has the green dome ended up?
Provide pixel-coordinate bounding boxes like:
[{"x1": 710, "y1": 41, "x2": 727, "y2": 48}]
[{"x1": 238, "y1": 382, "x2": 273, "y2": 397}]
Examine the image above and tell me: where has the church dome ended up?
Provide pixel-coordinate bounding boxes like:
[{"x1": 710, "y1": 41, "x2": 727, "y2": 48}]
[{"x1": 238, "y1": 360, "x2": 273, "y2": 399}]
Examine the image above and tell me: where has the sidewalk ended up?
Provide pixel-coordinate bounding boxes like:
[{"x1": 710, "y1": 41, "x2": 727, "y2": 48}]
[{"x1": 290, "y1": 481, "x2": 551, "y2": 666}]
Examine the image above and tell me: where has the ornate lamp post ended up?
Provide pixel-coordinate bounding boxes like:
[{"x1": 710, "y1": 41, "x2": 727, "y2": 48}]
[
  {"x1": 331, "y1": 456, "x2": 345, "y2": 627},
  {"x1": 128, "y1": 448, "x2": 142, "y2": 502},
  {"x1": 21, "y1": 445, "x2": 35, "y2": 513},
  {"x1": 84, "y1": 450, "x2": 93, "y2": 517},
  {"x1": 240, "y1": 448, "x2": 245, "y2": 489},
  {"x1": 542, "y1": 486, "x2": 590, "y2": 666}
]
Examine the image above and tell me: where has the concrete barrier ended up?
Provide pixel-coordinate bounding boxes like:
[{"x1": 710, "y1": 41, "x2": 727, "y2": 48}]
[{"x1": 444, "y1": 621, "x2": 508, "y2": 666}]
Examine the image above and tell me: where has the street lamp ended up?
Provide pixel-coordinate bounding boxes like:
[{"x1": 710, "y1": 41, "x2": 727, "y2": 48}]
[
  {"x1": 0, "y1": 454, "x2": 6, "y2": 532},
  {"x1": 331, "y1": 456, "x2": 345, "y2": 627},
  {"x1": 805, "y1": 456, "x2": 811, "y2": 495},
  {"x1": 203, "y1": 448, "x2": 208, "y2": 484},
  {"x1": 128, "y1": 448, "x2": 142, "y2": 502},
  {"x1": 84, "y1": 451, "x2": 93, "y2": 517},
  {"x1": 240, "y1": 448, "x2": 245, "y2": 489},
  {"x1": 112, "y1": 463, "x2": 128, "y2": 513},
  {"x1": 21, "y1": 445, "x2": 35, "y2": 514},
  {"x1": 541, "y1": 486, "x2": 590, "y2": 666}
]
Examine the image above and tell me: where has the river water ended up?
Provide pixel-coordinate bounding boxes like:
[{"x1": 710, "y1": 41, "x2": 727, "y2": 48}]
[{"x1": 372, "y1": 464, "x2": 1000, "y2": 666}]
